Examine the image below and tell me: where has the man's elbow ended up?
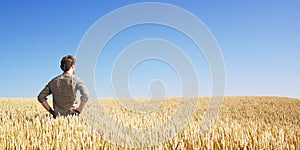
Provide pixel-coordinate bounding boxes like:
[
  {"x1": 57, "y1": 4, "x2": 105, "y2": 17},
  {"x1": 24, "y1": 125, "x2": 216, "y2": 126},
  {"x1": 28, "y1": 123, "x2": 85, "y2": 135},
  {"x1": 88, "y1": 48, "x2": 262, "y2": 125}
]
[
  {"x1": 37, "y1": 94, "x2": 47, "y2": 103},
  {"x1": 80, "y1": 95, "x2": 89, "y2": 102}
]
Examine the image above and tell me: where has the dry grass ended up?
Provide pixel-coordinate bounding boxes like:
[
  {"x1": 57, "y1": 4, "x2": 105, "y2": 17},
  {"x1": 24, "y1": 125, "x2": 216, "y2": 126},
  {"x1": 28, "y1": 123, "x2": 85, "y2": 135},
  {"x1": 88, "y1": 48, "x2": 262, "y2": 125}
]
[{"x1": 0, "y1": 97, "x2": 299, "y2": 149}]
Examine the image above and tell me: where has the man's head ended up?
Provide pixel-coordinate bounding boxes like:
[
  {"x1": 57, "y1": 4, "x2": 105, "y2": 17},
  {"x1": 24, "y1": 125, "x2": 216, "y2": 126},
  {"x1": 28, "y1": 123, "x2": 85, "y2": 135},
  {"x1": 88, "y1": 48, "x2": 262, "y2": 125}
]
[{"x1": 60, "y1": 55, "x2": 76, "y2": 74}]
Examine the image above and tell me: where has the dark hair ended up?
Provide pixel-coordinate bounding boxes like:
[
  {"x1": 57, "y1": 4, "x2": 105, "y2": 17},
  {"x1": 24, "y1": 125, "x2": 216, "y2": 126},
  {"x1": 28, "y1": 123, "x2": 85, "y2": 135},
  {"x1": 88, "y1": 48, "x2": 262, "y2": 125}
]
[{"x1": 60, "y1": 55, "x2": 75, "y2": 72}]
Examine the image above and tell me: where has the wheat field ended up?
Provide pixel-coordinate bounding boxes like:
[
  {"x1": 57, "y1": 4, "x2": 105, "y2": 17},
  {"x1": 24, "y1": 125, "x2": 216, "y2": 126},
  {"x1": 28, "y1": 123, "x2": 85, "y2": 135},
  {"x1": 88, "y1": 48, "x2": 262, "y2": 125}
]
[{"x1": 0, "y1": 97, "x2": 299, "y2": 149}]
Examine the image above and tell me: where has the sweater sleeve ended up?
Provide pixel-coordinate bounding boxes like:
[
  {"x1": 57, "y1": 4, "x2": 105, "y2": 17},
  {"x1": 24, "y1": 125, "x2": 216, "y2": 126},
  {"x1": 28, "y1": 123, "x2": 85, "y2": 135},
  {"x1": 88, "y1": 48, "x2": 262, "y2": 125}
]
[
  {"x1": 37, "y1": 84, "x2": 51, "y2": 102},
  {"x1": 76, "y1": 77, "x2": 89, "y2": 102}
]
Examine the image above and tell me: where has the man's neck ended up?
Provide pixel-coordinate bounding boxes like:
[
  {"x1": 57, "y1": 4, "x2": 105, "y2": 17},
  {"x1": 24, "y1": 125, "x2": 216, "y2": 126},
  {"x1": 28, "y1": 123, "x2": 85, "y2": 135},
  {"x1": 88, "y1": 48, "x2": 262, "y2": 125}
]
[{"x1": 64, "y1": 70, "x2": 74, "y2": 75}]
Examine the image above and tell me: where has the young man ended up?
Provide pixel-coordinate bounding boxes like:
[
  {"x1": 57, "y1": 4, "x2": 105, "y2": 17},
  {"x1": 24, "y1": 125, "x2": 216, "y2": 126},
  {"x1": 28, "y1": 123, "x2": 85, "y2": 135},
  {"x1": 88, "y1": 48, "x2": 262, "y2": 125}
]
[{"x1": 37, "y1": 55, "x2": 89, "y2": 118}]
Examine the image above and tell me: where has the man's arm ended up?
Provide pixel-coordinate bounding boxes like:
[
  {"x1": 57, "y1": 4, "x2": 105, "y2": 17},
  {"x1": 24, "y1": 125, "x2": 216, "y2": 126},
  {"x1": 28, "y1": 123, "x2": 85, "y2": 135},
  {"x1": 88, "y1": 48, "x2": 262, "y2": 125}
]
[
  {"x1": 41, "y1": 100, "x2": 51, "y2": 111},
  {"x1": 38, "y1": 84, "x2": 51, "y2": 103},
  {"x1": 73, "y1": 78, "x2": 89, "y2": 113},
  {"x1": 41, "y1": 101, "x2": 55, "y2": 116},
  {"x1": 37, "y1": 84, "x2": 55, "y2": 116}
]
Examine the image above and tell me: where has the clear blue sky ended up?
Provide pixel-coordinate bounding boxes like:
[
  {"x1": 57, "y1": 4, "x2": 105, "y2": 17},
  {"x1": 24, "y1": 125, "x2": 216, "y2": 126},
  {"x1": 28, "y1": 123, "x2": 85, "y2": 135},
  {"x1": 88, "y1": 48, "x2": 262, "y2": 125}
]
[{"x1": 0, "y1": 0, "x2": 299, "y2": 98}]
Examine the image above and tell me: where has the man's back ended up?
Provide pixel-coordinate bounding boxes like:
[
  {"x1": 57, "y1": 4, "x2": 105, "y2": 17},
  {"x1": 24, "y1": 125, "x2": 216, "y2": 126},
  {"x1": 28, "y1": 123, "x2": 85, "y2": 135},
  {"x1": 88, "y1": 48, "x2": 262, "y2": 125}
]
[{"x1": 50, "y1": 73, "x2": 77, "y2": 115}]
